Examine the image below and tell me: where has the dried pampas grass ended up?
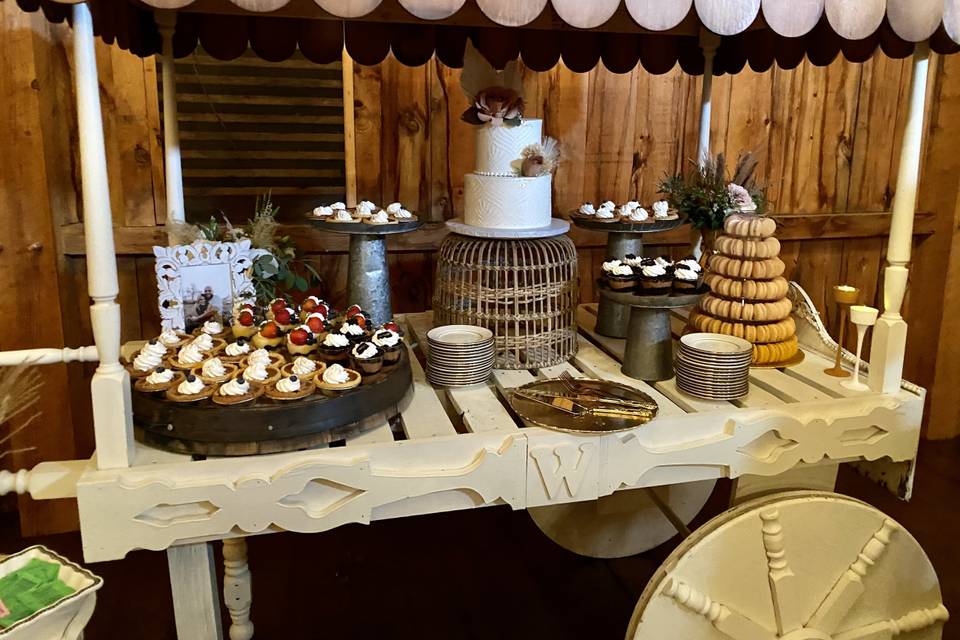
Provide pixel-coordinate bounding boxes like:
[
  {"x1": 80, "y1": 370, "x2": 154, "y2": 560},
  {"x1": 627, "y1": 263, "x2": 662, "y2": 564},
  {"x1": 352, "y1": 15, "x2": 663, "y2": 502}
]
[
  {"x1": 165, "y1": 221, "x2": 203, "y2": 247},
  {"x1": 0, "y1": 365, "x2": 42, "y2": 461}
]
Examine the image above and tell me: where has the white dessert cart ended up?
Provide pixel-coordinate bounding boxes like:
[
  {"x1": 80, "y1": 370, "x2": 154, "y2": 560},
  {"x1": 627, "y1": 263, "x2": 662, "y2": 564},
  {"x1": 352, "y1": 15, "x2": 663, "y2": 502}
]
[{"x1": 0, "y1": 1, "x2": 952, "y2": 638}]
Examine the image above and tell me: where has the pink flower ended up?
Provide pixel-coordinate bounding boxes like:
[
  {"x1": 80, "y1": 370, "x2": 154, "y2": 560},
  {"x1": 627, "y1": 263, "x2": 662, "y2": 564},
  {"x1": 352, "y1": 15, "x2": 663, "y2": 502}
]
[{"x1": 727, "y1": 183, "x2": 756, "y2": 210}]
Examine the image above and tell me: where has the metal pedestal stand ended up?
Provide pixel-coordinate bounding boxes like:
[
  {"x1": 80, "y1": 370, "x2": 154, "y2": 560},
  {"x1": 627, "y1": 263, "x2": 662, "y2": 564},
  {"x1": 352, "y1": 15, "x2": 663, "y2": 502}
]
[
  {"x1": 599, "y1": 288, "x2": 705, "y2": 381},
  {"x1": 309, "y1": 219, "x2": 423, "y2": 326},
  {"x1": 571, "y1": 215, "x2": 689, "y2": 338}
]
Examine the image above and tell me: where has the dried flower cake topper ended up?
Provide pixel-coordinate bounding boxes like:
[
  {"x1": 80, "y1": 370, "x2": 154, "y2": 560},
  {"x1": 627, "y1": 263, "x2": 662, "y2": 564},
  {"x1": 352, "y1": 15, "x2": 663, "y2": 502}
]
[
  {"x1": 460, "y1": 41, "x2": 524, "y2": 127},
  {"x1": 520, "y1": 137, "x2": 561, "y2": 177}
]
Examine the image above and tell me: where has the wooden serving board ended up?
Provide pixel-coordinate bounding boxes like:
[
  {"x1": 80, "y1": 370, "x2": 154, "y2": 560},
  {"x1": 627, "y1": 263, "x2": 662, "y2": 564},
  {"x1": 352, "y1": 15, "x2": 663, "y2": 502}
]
[{"x1": 132, "y1": 352, "x2": 413, "y2": 456}]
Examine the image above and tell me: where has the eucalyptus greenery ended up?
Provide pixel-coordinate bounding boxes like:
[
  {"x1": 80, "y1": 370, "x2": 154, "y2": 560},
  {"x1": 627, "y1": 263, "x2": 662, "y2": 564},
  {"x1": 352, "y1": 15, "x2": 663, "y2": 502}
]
[
  {"x1": 659, "y1": 152, "x2": 766, "y2": 231},
  {"x1": 197, "y1": 193, "x2": 322, "y2": 305}
]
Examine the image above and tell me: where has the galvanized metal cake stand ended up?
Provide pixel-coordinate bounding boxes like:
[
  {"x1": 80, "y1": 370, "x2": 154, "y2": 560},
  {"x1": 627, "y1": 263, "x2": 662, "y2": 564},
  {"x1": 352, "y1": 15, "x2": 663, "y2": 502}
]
[
  {"x1": 572, "y1": 214, "x2": 689, "y2": 338},
  {"x1": 308, "y1": 218, "x2": 422, "y2": 325},
  {"x1": 599, "y1": 287, "x2": 705, "y2": 381}
]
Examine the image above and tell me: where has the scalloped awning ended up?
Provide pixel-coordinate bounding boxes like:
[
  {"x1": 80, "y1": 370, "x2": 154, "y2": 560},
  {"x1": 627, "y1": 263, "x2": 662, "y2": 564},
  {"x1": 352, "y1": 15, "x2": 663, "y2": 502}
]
[{"x1": 13, "y1": 0, "x2": 960, "y2": 72}]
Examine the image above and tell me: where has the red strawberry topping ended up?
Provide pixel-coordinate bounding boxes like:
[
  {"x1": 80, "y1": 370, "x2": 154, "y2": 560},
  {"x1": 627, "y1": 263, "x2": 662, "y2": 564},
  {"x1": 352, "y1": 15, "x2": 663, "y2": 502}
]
[
  {"x1": 289, "y1": 327, "x2": 310, "y2": 346},
  {"x1": 238, "y1": 310, "x2": 255, "y2": 327},
  {"x1": 260, "y1": 322, "x2": 279, "y2": 339}
]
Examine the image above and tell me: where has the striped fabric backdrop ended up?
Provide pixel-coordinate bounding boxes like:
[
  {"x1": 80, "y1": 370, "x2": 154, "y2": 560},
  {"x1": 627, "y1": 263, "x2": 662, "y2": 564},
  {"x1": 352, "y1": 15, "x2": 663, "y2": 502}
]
[{"x1": 160, "y1": 49, "x2": 347, "y2": 222}]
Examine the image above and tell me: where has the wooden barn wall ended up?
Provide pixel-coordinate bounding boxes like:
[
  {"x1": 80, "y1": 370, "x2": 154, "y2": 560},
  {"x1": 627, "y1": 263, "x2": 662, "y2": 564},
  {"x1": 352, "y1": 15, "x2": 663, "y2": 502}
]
[{"x1": 2, "y1": 9, "x2": 960, "y2": 533}]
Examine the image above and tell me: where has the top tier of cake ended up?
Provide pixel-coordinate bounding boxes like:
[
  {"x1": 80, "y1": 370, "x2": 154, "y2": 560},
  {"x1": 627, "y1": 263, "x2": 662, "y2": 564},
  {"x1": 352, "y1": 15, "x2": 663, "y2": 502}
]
[{"x1": 474, "y1": 119, "x2": 542, "y2": 176}]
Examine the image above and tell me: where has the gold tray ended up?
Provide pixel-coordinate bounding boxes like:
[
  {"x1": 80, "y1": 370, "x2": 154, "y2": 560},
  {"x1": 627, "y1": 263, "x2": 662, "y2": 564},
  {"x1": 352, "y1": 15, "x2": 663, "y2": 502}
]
[
  {"x1": 751, "y1": 350, "x2": 805, "y2": 369},
  {"x1": 509, "y1": 379, "x2": 659, "y2": 434}
]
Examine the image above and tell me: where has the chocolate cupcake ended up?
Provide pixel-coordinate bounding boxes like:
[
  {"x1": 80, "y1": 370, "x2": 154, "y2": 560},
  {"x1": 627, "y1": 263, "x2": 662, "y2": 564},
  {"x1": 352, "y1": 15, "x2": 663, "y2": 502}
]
[
  {"x1": 372, "y1": 329, "x2": 403, "y2": 365},
  {"x1": 338, "y1": 320, "x2": 367, "y2": 344},
  {"x1": 318, "y1": 332, "x2": 351, "y2": 363},
  {"x1": 636, "y1": 259, "x2": 673, "y2": 295},
  {"x1": 601, "y1": 259, "x2": 635, "y2": 292},
  {"x1": 350, "y1": 341, "x2": 383, "y2": 375},
  {"x1": 673, "y1": 263, "x2": 701, "y2": 291}
]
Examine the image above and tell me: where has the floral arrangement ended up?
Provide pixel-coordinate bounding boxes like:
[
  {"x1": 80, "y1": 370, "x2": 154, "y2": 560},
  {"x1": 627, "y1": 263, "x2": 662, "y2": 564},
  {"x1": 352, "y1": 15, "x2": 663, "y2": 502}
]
[
  {"x1": 659, "y1": 152, "x2": 766, "y2": 230},
  {"x1": 168, "y1": 193, "x2": 322, "y2": 305},
  {"x1": 459, "y1": 42, "x2": 524, "y2": 127},
  {"x1": 520, "y1": 137, "x2": 561, "y2": 177}
]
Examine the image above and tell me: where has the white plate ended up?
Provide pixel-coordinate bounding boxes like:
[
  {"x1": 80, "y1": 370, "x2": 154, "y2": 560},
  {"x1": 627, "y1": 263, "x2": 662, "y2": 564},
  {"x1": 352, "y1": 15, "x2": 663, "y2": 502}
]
[
  {"x1": 427, "y1": 325, "x2": 494, "y2": 346},
  {"x1": 680, "y1": 332, "x2": 752, "y2": 355}
]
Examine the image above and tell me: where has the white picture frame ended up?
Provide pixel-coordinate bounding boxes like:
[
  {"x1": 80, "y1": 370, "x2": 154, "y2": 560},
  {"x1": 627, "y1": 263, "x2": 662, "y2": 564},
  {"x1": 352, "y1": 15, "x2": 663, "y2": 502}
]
[{"x1": 154, "y1": 239, "x2": 266, "y2": 331}]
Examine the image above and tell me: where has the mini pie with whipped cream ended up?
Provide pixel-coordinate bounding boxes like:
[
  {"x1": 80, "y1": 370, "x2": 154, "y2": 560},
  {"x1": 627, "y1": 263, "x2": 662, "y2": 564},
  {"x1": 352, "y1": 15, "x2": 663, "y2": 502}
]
[
  {"x1": 593, "y1": 202, "x2": 620, "y2": 223},
  {"x1": 193, "y1": 356, "x2": 237, "y2": 384},
  {"x1": 212, "y1": 374, "x2": 263, "y2": 406},
  {"x1": 265, "y1": 374, "x2": 315, "y2": 401},
  {"x1": 328, "y1": 208, "x2": 359, "y2": 223},
  {"x1": 165, "y1": 373, "x2": 214, "y2": 402},
  {"x1": 350, "y1": 341, "x2": 383, "y2": 375},
  {"x1": 573, "y1": 202, "x2": 597, "y2": 219},
  {"x1": 652, "y1": 199, "x2": 678, "y2": 220},
  {"x1": 195, "y1": 319, "x2": 228, "y2": 338},
  {"x1": 241, "y1": 361, "x2": 281, "y2": 386},
  {"x1": 157, "y1": 327, "x2": 190, "y2": 350},
  {"x1": 311, "y1": 205, "x2": 333, "y2": 219},
  {"x1": 134, "y1": 366, "x2": 184, "y2": 393},
  {"x1": 189, "y1": 332, "x2": 225, "y2": 355},
  {"x1": 131, "y1": 339, "x2": 168, "y2": 377},
  {"x1": 244, "y1": 347, "x2": 285, "y2": 369},
  {"x1": 281, "y1": 356, "x2": 325, "y2": 382},
  {"x1": 390, "y1": 207, "x2": 417, "y2": 222},
  {"x1": 315, "y1": 363, "x2": 361, "y2": 392},
  {"x1": 365, "y1": 209, "x2": 396, "y2": 225},
  {"x1": 170, "y1": 341, "x2": 207, "y2": 370},
  {"x1": 221, "y1": 338, "x2": 251, "y2": 363}
]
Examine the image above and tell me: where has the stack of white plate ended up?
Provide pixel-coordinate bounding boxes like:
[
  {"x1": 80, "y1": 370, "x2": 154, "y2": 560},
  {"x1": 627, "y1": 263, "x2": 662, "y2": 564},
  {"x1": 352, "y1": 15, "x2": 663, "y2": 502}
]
[
  {"x1": 675, "y1": 333, "x2": 752, "y2": 400},
  {"x1": 426, "y1": 325, "x2": 495, "y2": 387}
]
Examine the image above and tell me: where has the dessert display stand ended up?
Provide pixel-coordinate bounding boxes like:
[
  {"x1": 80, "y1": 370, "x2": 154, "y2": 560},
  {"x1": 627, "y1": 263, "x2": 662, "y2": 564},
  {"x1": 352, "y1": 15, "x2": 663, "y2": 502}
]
[
  {"x1": 307, "y1": 219, "x2": 423, "y2": 326},
  {"x1": 571, "y1": 216, "x2": 688, "y2": 338},
  {"x1": 599, "y1": 288, "x2": 705, "y2": 381},
  {"x1": 0, "y1": 1, "x2": 950, "y2": 639}
]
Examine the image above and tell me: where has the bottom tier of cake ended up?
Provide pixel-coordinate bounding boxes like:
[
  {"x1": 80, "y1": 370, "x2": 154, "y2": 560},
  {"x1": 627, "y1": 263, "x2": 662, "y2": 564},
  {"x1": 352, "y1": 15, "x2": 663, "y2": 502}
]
[{"x1": 463, "y1": 172, "x2": 552, "y2": 229}]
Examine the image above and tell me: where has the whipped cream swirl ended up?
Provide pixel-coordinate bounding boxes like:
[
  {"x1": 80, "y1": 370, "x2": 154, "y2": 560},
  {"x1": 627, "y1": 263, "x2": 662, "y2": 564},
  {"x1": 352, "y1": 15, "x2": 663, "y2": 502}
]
[
  {"x1": 652, "y1": 200, "x2": 671, "y2": 217},
  {"x1": 676, "y1": 258, "x2": 702, "y2": 273},
  {"x1": 177, "y1": 375, "x2": 205, "y2": 395},
  {"x1": 219, "y1": 376, "x2": 249, "y2": 396},
  {"x1": 329, "y1": 202, "x2": 346, "y2": 210},
  {"x1": 370, "y1": 210, "x2": 390, "y2": 224},
  {"x1": 292, "y1": 357, "x2": 316, "y2": 376},
  {"x1": 247, "y1": 348, "x2": 272, "y2": 367},
  {"x1": 202, "y1": 320, "x2": 223, "y2": 335},
  {"x1": 323, "y1": 333, "x2": 350, "y2": 348},
  {"x1": 177, "y1": 342, "x2": 205, "y2": 365},
  {"x1": 322, "y1": 364, "x2": 350, "y2": 385},
  {"x1": 373, "y1": 329, "x2": 401, "y2": 348},
  {"x1": 394, "y1": 208, "x2": 413, "y2": 220},
  {"x1": 276, "y1": 376, "x2": 301, "y2": 393},
  {"x1": 202, "y1": 358, "x2": 227, "y2": 378},
  {"x1": 352, "y1": 342, "x2": 379, "y2": 360},
  {"x1": 340, "y1": 323, "x2": 365, "y2": 337},
  {"x1": 599, "y1": 200, "x2": 615, "y2": 211},
  {"x1": 312, "y1": 206, "x2": 333, "y2": 217},
  {"x1": 627, "y1": 207, "x2": 648, "y2": 222},
  {"x1": 145, "y1": 367, "x2": 174, "y2": 385},
  {"x1": 134, "y1": 340, "x2": 167, "y2": 372},
  {"x1": 225, "y1": 341, "x2": 249, "y2": 357},
  {"x1": 158, "y1": 328, "x2": 182, "y2": 347},
  {"x1": 386, "y1": 202, "x2": 403, "y2": 214},
  {"x1": 578, "y1": 203, "x2": 595, "y2": 216},
  {"x1": 640, "y1": 264, "x2": 668, "y2": 277},
  {"x1": 191, "y1": 333, "x2": 214, "y2": 352},
  {"x1": 674, "y1": 265, "x2": 699, "y2": 281},
  {"x1": 244, "y1": 363, "x2": 269, "y2": 382},
  {"x1": 595, "y1": 207, "x2": 615, "y2": 219},
  {"x1": 357, "y1": 200, "x2": 376, "y2": 215},
  {"x1": 333, "y1": 209, "x2": 354, "y2": 222}
]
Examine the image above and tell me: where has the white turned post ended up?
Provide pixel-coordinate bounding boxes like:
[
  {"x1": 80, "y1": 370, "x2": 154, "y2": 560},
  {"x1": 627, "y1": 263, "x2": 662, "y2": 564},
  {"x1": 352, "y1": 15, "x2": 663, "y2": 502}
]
[
  {"x1": 156, "y1": 10, "x2": 185, "y2": 224},
  {"x1": 697, "y1": 31, "x2": 720, "y2": 169},
  {"x1": 168, "y1": 543, "x2": 225, "y2": 640},
  {"x1": 223, "y1": 538, "x2": 254, "y2": 640},
  {"x1": 73, "y1": 3, "x2": 135, "y2": 470},
  {"x1": 869, "y1": 42, "x2": 930, "y2": 394},
  {"x1": 0, "y1": 346, "x2": 98, "y2": 366}
]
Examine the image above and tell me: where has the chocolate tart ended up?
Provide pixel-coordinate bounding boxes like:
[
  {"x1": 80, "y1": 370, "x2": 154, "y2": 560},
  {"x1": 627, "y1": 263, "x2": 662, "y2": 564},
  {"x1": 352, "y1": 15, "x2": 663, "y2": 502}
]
[
  {"x1": 265, "y1": 378, "x2": 316, "y2": 401},
  {"x1": 134, "y1": 370, "x2": 184, "y2": 393},
  {"x1": 212, "y1": 381, "x2": 264, "y2": 406}
]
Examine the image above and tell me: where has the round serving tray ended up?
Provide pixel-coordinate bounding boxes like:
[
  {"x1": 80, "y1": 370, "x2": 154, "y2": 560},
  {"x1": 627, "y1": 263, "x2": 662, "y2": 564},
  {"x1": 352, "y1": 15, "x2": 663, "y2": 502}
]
[
  {"x1": 133, "y1": 351, "x2": 413, "y2": 456},
  {"x1": 508, "y1": 378, "x2": 659, "y2": 434},
  {"x1": 598, "y1": 286, "x2": 707, "y2": 309},
  {"x1": 306, "y1": 217, "x2": 423, "y2": 235},
  {"x1": 445, "y1": 217, "x2": 570, "y2": 239},
  {"x1": 570, "y1": 211, "x2": 688, "y2": 234}
]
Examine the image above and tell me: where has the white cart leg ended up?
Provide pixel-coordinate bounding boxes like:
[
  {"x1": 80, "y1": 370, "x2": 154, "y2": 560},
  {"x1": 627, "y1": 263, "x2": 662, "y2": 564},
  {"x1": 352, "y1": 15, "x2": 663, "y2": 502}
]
[
  {"x1": 223, "y1": 538, "x2": 254, "y2": 640},
  {"x1": 167, "y1": 543, "x2": 224, "y2": 640}
]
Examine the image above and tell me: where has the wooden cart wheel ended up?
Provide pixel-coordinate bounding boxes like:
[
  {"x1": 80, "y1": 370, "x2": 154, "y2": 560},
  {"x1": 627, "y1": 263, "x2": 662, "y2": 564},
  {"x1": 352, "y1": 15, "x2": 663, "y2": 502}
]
[
  {"x1": 528, "y1": 480, "x2": 716, "y2": 558},
  {"x1": 626, "y1": 491, "x2": 948, "y2": 640}
]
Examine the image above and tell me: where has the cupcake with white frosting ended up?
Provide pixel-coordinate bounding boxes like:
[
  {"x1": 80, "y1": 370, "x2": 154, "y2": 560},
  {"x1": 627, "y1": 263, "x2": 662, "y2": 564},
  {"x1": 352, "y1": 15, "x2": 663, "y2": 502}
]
[
  {"x1": 318, "y1": 332, "x2": 351, "y2": 363},
  {"x1": 350, "y1": 341, "x2": 383, "y2": 375},
  {"x1": 601, "y1": 259, "x2": 635, "y2": 292},
  {"x1": 636, "y1": 258, "x2": 672, "y2": 296},
  {"x1": 372, "y1": 329, "x2": 403, "y2": 365}
]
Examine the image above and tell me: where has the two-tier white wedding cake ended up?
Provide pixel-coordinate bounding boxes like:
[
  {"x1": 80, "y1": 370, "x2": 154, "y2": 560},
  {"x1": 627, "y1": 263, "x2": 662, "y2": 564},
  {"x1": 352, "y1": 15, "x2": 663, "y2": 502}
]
[{"x1": 463, "y1": 119, "x2": 552, "y2": 230}]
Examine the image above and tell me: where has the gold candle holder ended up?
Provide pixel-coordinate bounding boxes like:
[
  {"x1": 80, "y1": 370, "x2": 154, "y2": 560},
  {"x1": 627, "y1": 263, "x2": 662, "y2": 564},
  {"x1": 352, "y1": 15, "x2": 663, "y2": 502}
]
[{"x1": 824, "y1": 284, "x2": 860, "y2": 377}]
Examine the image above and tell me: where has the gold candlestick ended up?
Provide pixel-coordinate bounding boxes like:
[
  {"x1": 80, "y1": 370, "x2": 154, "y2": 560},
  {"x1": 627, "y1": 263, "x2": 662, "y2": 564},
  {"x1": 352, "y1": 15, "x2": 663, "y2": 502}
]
[{"x1": 824, "y1": 284, "x2": 860, "y2": 377}]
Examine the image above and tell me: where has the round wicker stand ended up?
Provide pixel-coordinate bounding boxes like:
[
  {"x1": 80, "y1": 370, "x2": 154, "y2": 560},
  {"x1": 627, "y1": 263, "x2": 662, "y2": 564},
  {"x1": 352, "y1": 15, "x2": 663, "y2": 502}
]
[{"x1": 433, "y1": 234, "x2": 579, "y2": 369}]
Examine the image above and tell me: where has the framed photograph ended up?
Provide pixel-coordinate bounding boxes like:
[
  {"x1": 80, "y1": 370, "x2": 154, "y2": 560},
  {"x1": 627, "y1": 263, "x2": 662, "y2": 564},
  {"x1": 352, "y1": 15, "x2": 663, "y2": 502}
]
[{"x1": 154, "y1": 240, "x2": 265, "y2": 331}]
